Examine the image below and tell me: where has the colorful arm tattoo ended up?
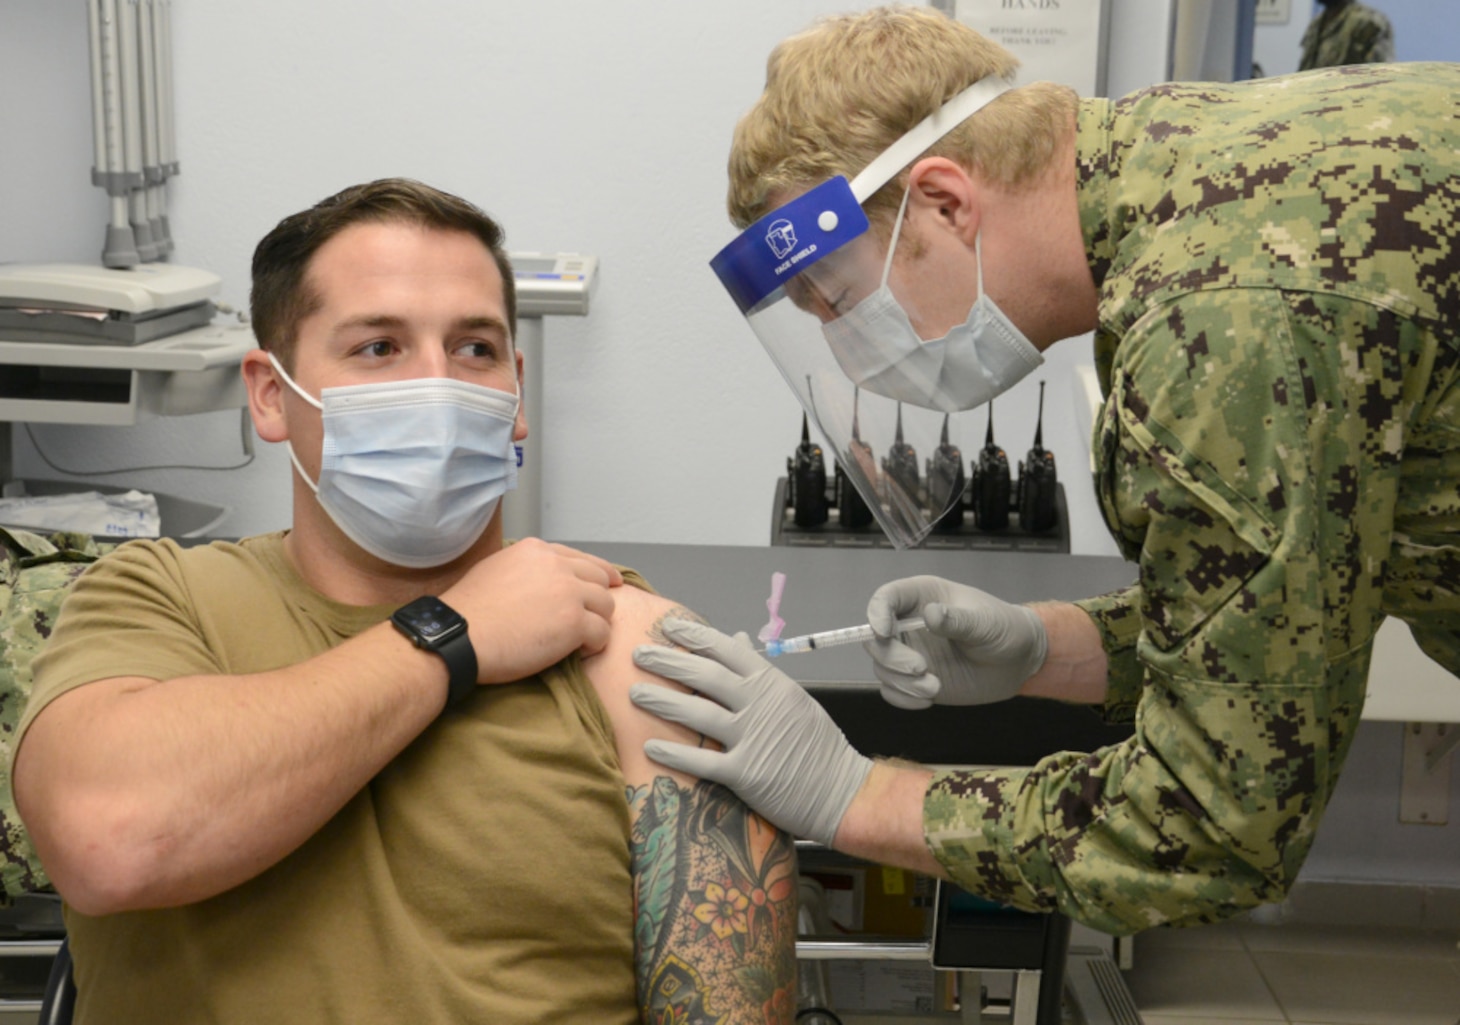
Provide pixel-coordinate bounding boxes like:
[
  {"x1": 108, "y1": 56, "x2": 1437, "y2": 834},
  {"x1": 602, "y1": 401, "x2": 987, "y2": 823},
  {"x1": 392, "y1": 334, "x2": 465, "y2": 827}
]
[
  {"x1": 627, "y1": 777, "x2": 798, "y2": 1025},
  {"x1": 628, "y1": 603, "x2": 798, "y2": 1022}
]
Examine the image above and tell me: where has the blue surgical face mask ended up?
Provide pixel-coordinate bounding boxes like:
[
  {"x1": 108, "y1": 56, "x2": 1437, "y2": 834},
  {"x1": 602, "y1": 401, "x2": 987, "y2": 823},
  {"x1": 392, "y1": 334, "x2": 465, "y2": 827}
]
[
  {"x1": 822, "y1": 188, "x2": 1043, "y2": 414},
  {"x1": 269, "y1": 354, "x2": 519, "y2": 568}
]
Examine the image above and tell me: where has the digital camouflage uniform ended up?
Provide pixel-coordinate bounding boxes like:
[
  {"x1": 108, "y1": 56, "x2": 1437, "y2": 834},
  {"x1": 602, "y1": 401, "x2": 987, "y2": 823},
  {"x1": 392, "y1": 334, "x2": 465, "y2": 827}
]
[
  {"x1": 1299, "y1": 0, "x2": 1395, "y2": 72},
  {"x1": 0, "y1": 528, "x2": 117, "y2": 905},
  {"x1": 924, "y1": 64, "x2": 1460, "y2": 934}
]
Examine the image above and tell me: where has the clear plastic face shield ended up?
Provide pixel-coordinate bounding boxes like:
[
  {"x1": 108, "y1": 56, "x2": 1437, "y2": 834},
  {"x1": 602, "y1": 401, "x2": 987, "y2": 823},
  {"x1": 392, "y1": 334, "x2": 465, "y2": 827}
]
[{"x1": 710, "y1": 77, "x2": 1042, "y2": 548}]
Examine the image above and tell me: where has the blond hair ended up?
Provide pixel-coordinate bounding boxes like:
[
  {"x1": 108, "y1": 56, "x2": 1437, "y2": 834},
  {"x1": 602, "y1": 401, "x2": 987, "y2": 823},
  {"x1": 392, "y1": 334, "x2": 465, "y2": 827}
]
[{"x1": 726, "y1": 5, "x2": 1077, "y2": 233}]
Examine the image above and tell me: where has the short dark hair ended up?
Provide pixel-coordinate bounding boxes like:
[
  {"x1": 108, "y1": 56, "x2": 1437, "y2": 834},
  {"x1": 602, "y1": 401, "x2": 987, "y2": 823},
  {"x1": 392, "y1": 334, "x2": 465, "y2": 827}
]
[{"x1": 249, "y1": 178, "x2": 517, "y2": 370}]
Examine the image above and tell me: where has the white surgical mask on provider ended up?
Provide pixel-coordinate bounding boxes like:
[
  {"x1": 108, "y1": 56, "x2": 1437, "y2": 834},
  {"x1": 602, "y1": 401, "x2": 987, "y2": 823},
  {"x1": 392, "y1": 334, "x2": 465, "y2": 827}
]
[{"x1": 821, "y1": 188, "x2": 1043, "y2": 414}]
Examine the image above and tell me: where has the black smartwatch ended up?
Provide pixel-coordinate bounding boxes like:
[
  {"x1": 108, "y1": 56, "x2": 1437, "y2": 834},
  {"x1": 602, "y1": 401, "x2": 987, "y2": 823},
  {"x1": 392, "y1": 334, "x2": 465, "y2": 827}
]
[{"x1": 391, "y1": 596, "x2": 477, "y2": 710}]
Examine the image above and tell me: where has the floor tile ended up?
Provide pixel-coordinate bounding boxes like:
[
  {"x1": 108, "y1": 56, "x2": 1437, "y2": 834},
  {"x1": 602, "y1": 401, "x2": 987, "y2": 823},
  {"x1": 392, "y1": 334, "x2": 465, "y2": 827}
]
[
  {"x1": 1255, "y1": 948, "x2": 1460, "y2": 1025},
  {"x1": 1124, "y1": 945, "x2": 1285, "y2": 1021},
  {"x1": 1136, "y1": 919, "x2": 1249, "y2": 952},
  {"x1": 1240, "y1": 922, "x2": 1460, "y2": 960},
  {"x1": 1285, "y1": 881, "x2": 1426, "y2": 930}
]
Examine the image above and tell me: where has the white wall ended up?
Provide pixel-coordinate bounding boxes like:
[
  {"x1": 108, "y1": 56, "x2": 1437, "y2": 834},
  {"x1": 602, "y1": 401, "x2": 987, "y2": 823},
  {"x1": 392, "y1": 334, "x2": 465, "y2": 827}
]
[
  {"x1": 1, "y1": 0, "x2": 1138, "y2": 554},
  {"x1": 1253, "y1": 0, "x2": 1314, "y2": 76},
  {"x1": 1, "y1": 1, "x2": 855, "y2": 545}
]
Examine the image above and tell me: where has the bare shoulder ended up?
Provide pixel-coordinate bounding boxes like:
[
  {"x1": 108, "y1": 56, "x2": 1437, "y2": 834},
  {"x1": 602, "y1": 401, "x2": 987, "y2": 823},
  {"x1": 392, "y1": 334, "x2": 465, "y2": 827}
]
[
  {"x1": 581, "y1": 579, "x2": 709, "y2": 786},
  {"x1": 611, "y1": 580, "x2": 707, "y2": 646}
]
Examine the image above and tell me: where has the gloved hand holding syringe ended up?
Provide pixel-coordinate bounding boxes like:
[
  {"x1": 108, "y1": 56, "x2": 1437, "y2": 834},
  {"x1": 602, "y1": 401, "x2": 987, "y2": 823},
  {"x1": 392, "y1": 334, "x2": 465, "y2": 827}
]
[{"x1": 754, "y1": 572, "x2": 1047, "y2": 709}]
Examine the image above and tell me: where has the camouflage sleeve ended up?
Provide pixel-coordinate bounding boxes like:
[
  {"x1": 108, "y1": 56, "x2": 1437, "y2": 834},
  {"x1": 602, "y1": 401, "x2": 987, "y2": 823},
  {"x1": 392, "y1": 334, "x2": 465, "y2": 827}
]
[
  {"x1": 0, "y1": 529, "x2": 118, "y2": 904},
  {"x1": 1072, "y1": 585, "x2": 1143, "y2": 723},
  {"x1": 923, "y1": 287, "x2": 1409, "y2": 934}
]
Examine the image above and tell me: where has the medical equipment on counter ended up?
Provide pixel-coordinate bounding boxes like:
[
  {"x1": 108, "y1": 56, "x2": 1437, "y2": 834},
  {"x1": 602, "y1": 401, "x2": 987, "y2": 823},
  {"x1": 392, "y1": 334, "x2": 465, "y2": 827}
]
[
  {"x1": 0, "y1": 263, "x2": 220, "y2": 346},
  {"x1": 771, "y1": 401, "x2": 1069, "y2": 551},
  {"x1": 0, "y1": 322, "x2": 251, "y2": 427},
  {"x1": 764, "y1": 617, "x2": 925, "y2": 658}
]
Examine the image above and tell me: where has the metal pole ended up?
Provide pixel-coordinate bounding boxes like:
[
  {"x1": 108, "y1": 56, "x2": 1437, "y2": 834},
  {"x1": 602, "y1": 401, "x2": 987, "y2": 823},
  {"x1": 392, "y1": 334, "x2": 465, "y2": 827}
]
[
  {"x1": 136, "y1": 0, "x2": 170, "y2": 255},
  {"x1": 155, "y1": 0, "x2": 178, "y2": 244},
  {"x1": 92, "y1": 0, "x2": 140, "y2": 267},
  {"x1": 117, "y1": 0, "x2": 158, "y2": 261}
]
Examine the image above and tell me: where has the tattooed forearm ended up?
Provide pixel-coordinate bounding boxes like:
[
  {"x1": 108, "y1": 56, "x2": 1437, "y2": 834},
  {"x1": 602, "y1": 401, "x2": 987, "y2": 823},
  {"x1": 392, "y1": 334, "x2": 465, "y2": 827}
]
[{"x1": 628, "y1": 777, "x2": 798, "y2": 1025}]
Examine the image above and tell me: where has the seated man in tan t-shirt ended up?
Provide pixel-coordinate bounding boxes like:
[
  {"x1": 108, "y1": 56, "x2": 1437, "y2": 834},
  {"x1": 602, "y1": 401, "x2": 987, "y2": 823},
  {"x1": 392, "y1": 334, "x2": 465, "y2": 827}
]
[{"x1": 11, "y1": 178, "x2": 797, "y2": 1025}]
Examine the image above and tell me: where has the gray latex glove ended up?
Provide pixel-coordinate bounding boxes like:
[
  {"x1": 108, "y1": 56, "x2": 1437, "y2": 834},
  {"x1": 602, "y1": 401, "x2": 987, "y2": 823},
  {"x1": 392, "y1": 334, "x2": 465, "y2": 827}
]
[
  {"x1": 865, "y1": 575, "x2": 1048, "y2": 710},
  {"x1": 629, "y1": 619, "x2": 872, "y2": 847}
]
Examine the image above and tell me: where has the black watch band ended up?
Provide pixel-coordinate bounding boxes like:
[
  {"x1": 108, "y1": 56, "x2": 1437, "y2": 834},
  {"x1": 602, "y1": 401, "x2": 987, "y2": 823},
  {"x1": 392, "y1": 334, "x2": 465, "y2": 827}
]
[
  {"x1": 433, "y1": 631, "x2": 478, "y2": 708},
  {"x1": 391, "y1": 596, "x2": 478, "y2": 712}
]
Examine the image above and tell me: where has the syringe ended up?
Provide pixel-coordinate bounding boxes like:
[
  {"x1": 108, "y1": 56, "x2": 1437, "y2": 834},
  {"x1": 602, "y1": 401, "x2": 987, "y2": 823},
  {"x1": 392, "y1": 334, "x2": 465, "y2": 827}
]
[{"x1": 763, "y1": 617, "x2": 926, "y2": 657}]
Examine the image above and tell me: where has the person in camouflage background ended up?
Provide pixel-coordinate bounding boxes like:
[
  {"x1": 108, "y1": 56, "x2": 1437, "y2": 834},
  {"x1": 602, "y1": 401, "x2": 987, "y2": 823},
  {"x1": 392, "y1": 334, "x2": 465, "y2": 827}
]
[
  {"x1": 0, "y1": 528, "x2": 115, "y2": 905},
  {"x1": 1300, "y1": 0, "x2": 1395, "y2": 72},
  {"x1": 631, "y1": 6, "x2": 1459, "y2": 934}
]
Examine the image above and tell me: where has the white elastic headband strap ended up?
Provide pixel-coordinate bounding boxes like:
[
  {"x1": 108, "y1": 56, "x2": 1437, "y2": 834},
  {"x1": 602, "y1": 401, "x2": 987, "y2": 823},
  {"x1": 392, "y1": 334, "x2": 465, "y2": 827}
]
[{"x1": 847, "y1": 75, "x2": 1013, "y2": 204}]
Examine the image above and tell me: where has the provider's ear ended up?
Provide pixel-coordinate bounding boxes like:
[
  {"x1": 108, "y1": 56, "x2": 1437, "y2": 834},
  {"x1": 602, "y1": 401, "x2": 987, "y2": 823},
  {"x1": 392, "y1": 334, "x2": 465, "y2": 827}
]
[
  {"x1": 241, "y1": 349, "x2": 289, "y2": 443},
  {"x1": 512, "y1": 347, "x2": 528, "y2": 442},
  {"x1": 906, "y1": 156, "x2": 981, "y2": 244}
]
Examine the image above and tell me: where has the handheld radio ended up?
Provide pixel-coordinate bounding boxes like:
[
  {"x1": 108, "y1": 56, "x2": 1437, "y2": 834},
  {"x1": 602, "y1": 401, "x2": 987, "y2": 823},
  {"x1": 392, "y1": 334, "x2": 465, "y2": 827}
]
[
  {"x1": 971, "y1": 402, "x2": 1011, "y2": 531},
  {"x1": 1017, "y1": 381, "x2": 1059, "y2": 532},
  {"x1": 837, "y1": 388, "x2": 875, "y2": 528},
  {"x1": 882, "y1": 403, "x2": 922, "y2": 507},
  {"x1": 788, "y1": 412, "x2": 830, "y2": 528},
  {"x1": 926, "y1": 414, "x2": 966, "y2": 532}
]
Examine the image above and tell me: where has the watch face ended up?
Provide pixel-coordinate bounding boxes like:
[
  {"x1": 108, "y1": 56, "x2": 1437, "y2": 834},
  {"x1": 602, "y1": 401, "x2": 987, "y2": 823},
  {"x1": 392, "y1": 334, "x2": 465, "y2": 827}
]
[{"x1": 396, "y1": 597, "x2": 466, "y2": 644}]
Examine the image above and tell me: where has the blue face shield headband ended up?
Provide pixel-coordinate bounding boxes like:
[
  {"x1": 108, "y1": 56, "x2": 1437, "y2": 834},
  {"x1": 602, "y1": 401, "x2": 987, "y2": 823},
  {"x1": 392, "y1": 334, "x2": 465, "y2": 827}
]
[{"x1": 708, "y1": 75, "x2": 1027, "y2": 549}]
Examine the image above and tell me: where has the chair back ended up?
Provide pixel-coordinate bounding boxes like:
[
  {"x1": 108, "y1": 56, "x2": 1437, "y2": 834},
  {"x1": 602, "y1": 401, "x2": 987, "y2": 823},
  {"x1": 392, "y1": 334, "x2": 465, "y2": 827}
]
[{"x1": 37, "y1": 934, "x2": 75, "y2": 1025}]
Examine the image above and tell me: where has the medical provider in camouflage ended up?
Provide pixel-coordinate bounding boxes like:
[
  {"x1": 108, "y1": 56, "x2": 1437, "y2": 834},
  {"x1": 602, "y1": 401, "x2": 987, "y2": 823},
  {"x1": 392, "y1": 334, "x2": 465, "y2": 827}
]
[
  {"x1": 1300, "y1": 0, "x2": 1395, "y2": 72},
  {"x1": 630, "y1": 6, "x2": 1460, "y2": 933},
  {"x1": 0, "y1": 528, "x2": 114, "y2": 905}
]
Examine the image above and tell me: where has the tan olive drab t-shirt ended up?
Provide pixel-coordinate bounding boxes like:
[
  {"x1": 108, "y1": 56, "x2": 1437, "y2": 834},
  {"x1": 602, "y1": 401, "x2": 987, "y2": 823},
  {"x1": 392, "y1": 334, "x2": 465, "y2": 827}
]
[
  {"x1": 924, "y1": 63, "x2": 1460, "y2": 935},
  {"x1": 18, "y1": 533, "x2": 642, "y2": 1025}
]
